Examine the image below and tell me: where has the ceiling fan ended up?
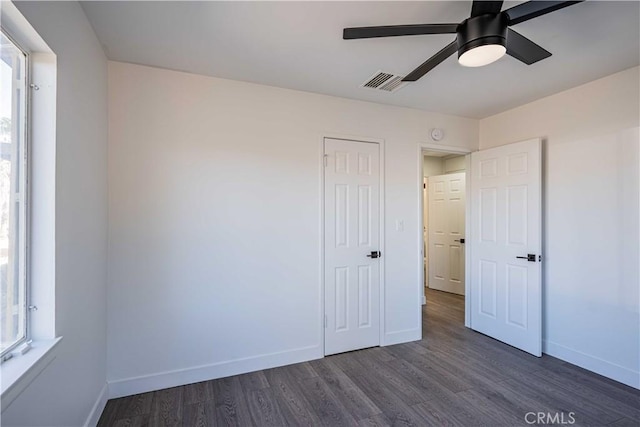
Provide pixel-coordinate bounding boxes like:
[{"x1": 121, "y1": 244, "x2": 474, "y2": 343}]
[{"x1": 343, "y1": 1, "x2": 585, "y2": 82}]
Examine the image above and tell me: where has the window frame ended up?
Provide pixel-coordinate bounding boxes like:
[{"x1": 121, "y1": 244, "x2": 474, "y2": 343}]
[{"x1": 1, "y1": 27, "x2": 31, "y2": 359}]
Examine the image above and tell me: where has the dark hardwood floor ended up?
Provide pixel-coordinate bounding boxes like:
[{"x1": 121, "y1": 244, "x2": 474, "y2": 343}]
[{"x1": 98, "y1": 288, "x2": 640, "y2": 426}]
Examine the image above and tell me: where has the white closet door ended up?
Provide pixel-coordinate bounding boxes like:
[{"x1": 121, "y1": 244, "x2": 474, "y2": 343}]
[{"x1": 324, "y1": 138, "x2": 380, "y2": 356}]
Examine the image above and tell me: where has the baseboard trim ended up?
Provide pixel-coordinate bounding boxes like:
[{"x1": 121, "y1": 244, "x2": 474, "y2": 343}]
[
  {"x1": 108, "y1": 345, "x2": 322, "y2": 399},
  {"x1": 84, "y1": 382, "x2": 108, "y2": 427},
  {"x1": 383, "y1": 328, "x2": 421, "y2": 346},
  {"x1": 543, "y1": 340, "x2": 640, "y2": 389}
]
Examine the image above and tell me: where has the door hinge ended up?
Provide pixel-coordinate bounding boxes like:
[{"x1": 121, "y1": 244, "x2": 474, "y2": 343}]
[
  {"x1": 323, "y1": 154, "x2": 328, "y2": 167},
  {"x1": 324, "y1": 314, "x2": 328, "y2": 328}
]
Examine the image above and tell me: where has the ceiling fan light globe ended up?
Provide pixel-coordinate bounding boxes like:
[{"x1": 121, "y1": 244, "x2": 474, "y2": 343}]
[{"x1": 458, "y1": 44, "x2": 506, "y2": 67}]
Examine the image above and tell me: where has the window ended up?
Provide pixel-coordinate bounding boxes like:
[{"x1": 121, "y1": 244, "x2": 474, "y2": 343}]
[{"x1": 0, "y1": 30, "x2": 28, "y2": 357}]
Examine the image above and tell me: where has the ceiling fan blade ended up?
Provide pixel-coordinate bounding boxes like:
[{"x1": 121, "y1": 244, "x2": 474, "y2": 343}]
[
  {"x1": 504, "y1": 1, "x2": 584, "y2": 26},
  {"x1": 506, "y1": 28, "x2": 552, "y2": 65},
  {"x1": 402, "y1": 40, "x2": 458, "y2": 82},
  {"x1": 470, "y1": 1, "x2": 504, "y2": 17},
  {"x1": 343, "y1": 23, "x2": 458, "y2": 40}
]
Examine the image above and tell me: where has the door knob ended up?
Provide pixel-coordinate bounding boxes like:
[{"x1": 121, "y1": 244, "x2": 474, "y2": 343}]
[
  {"x1": 454, "y1": 238, "x2": 465, "y2": 244},
  {"x1": 367, "y1": 251, "x2": 381, "y2": 259},
  {"x1": 516, "y1": 254, "x2": 536, "y2": 262}
]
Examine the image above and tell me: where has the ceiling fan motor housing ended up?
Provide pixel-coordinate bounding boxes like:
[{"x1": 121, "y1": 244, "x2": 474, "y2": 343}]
[{"x1": 457, "y1": 13, "x2": 508, "y2": 58}]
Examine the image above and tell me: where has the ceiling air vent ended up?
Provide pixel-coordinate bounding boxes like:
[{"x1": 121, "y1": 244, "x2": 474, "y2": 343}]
[{"x1": 361, "y1": 71, "x2": 407, "y2": 93}]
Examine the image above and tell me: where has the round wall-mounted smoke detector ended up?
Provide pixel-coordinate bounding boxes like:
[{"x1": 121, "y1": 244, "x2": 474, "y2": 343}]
[{"x1": 430, "y1": 128, "x2": 444, "y2": 141}]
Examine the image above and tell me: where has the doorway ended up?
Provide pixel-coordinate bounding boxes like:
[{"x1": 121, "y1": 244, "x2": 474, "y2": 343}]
[
  {"x1": 419, "y1": 139, "x2": 543, "y2": 357},
  {"x1": 422, "y1": 150, "x2": 468, "y2": 321}
]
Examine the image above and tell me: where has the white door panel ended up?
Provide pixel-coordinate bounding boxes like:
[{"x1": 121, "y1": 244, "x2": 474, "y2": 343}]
[
  {"x1": 428, "y1": 173, "x2": 466, "y2": 295},
  {"x1": 470, "y1": 138, "x2": 542, "y2": 356},
  {"x1": 324, "y1": 138, "x2": 380, "y2": 356}
]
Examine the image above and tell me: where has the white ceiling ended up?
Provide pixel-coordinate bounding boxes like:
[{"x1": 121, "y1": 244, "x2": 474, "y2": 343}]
[{"x1": 80, "y1": 1, "x2": 639, "y2": 119}]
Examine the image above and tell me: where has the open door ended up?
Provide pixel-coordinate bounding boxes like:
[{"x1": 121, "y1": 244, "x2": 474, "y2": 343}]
[{"x1": 470, "y1": 138, "x2": 542, "y2": 356}]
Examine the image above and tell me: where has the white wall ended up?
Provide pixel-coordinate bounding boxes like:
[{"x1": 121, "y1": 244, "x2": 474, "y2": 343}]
[
  {"x1": 108, "y1": 61, "x2": 478, "y2": 396},
  {"x1": 422, "y1": 155, "x2": 465, "y2": 178},
  {"x1": 480, "y1": 66, "x2": 640, "y2": 388},
  {"x1": 423, "y1": 156, "x2": 444, "y2": 177},
  {"x1": 443, "y1": 155, "x2": 465, "y2": 174},
  {"x1": 2, "y1": 2, "x2": 109, "y2": 426}
]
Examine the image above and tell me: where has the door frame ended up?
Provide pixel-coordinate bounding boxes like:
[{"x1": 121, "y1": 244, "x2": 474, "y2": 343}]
[
  {"x1": 320, "y1": 134, "x2": 386, "y2": 355},
  {"x1": 418, "y1": 143, "x2": 473, "y2": 327}
]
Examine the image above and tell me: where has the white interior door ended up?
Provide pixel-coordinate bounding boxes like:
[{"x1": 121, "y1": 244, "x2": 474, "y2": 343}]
[
  {"x1": 470, "y1": 138, "x2": 542, "y2": 356},
  {"x1": 428, "y1": 173, "x2": 466, "y2": 295},
  {"x1": 324, "y1": 138, "x2": 380, "y2": 356}
]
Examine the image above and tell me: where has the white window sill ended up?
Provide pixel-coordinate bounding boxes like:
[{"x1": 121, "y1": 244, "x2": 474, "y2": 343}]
[{"x1": 0, "y1": 337, "x2": 62, "y2": 413}]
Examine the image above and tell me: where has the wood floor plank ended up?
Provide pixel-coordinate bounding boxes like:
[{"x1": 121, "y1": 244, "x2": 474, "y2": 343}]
[
  {"x1": 382, "y1": 342, "x2": 475, "y2": 393},
  {"x1": 532, "y1": 367, "x2": 640, "y2": 421},
  {"x1": 343, "y1": 351, "x2": 430, "y2": 406},
  {"x1": 331, "y1": 357, "x2": 430, "y2": 425},
  {"x1": 111, "y1": 415, "x2": 150, "y2": 427},
  {"x1": 238, "y1": 370, "x2": 270, "y2": 392},
  {"x1": 245, "y1": 388, "x2": 287, "y2": 427},
  {"x1": 381, "y1": 356, "x2": 460, "y2": 401},
  {"x1": 97, "y1": 399, "x2": 126, "y2": 427},
  {"x1": 298, "y1": 376, "x2": 359, "y2": 426},
  {"x1": 357, "y1": 413, "x2": 393, "y2": 427},
  {"x1": 123, "y1": 392, "x2": 155, "y2": 417},
  {"x1": 609, "y1": 417, "x2": 640, "y2": 427},
  {"x1": 538, "y1": 362, "x2": 640, "y2": 413},
  {"x1": 308, "y1": 358, "x2": 382, "y2": 420},
  {"x1": 100, "y1": 391, "x2": 154, "y2": 424},
  {"x1": 455, "y1": 387, "x2": 528, "y2": 426},
  {"x1": 275, "y1": 361, "x2": 318, "y2": 381},
  {"x1": 264, "y1": 365, "x2": 323, "y2": 426},
  {"x1": 212, "y1": 376, "x2": 253, "y2": 426},
  {"x1": 181, "y1": 402, "x2": 214, "y2": 427},
  {"x1": 183, "y1": 381, "x2": 214, "y2": 405},
  {"x1": 411, "y1": 400, "x2": 477, "y2": 427},
  {"x1": 150, "y1": 387, "x2": 183, "y2": 427},
  {"x1": 410, "y1": 392, "x2": 499, "y2": 427},
  {"x1": 499, "y1": 377, "x2": 616, "y2": 426}
]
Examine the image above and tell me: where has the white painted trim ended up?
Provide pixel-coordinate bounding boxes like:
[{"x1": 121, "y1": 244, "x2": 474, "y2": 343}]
[
  {"x1": 319, "y1": 136, "x2": 325, "y2": 357},
  {"x1": 383, "y1": 328, "x2": 422, "y2": 346},
  {"x1": 321, "y1": 132, "x2": 385, "y2": 146},
  {"x1": 2, "y1": 0, "x2": 58, "y2": 346},
  {"x1": 417, "y1": 143, "x2": 473, "y2": 328},
  {"x1": 543, "y1": 340, "x2": 640, "y2": 390},
  {"x1": 0, "y1": 337, "x2": 62, "y2": 413},
  {"x1": 378, "y1": 139, "x2": 386, "y2": 346},
  {"x1": 464, "y1": 154, "x2": 472, "y2": 328},
  {"x1": 320, "y1": 134, "x2": 386, "y2": 352},
  {"x1": 84, "y1": 383, "x2": 108, "y2": 427},
  {"x1": 108, "y1": 345, "x2": 322, "y2": 399},
  {"x1": 420, "y1": 142, "x2": 472, "y2": 155},
  {"x1": 417, "y1": 148, "x2": 425, "y2": 318},
  {"x1": 0, "y1": 1, "x2": 52, "y2": 53}
]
